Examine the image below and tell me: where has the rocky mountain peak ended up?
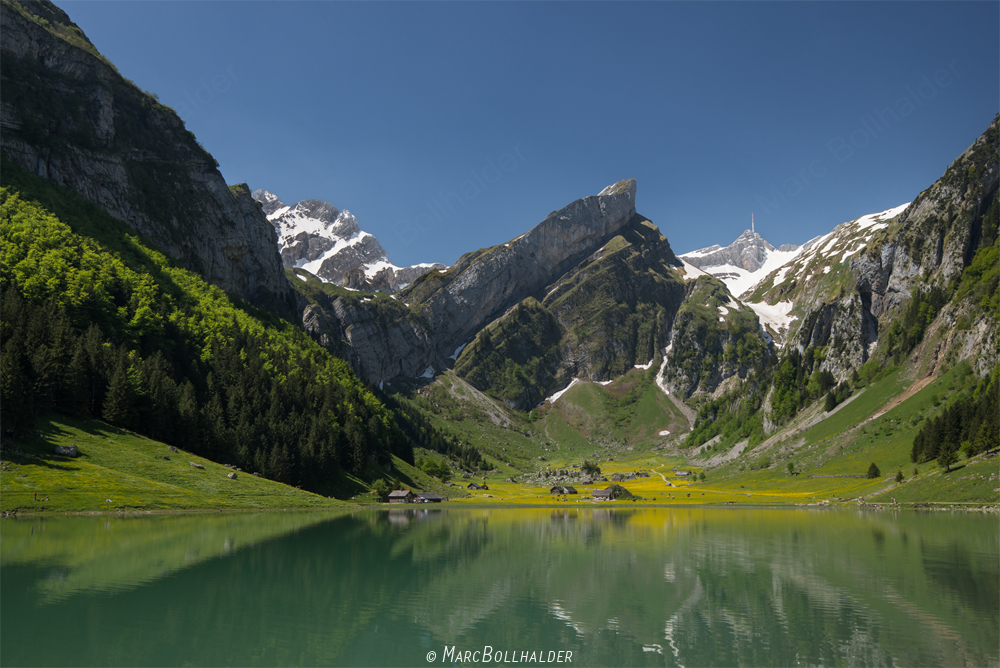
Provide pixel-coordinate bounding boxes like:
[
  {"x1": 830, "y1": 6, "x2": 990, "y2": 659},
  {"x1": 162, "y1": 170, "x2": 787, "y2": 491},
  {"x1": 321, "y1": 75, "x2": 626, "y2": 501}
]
[
  {"x1": 251, "y1": 189, "x2": 286, "y2": 217},
  {"x1": 685, "y1": 229, "x2": 777, "y2": 273},
  {"x1": 293, "y1": 199, "x2": 342, "y2": 226},
  {"x1": 599, "y1": 178, "x2": 637, "y2": 199},
  {"x1": 316, "y1": 179, "x2": 643, "y2": 385},
  {"x1": 252, "y1": 189, "x2": 443, "y2": 292}
]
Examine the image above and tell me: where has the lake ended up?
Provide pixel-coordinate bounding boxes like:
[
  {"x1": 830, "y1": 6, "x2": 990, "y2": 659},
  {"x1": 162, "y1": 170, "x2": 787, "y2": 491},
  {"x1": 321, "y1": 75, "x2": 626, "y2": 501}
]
[{"x1": 2, "y1": 508, "x2": 997, "y2": 667}]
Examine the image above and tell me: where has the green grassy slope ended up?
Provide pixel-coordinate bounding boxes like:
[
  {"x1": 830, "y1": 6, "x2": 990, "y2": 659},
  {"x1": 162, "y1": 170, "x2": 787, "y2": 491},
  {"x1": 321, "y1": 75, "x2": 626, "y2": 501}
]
[
  {"x1": 699, "y1": 362, "x2": 999, "y2": 504},
  {"x1": 1, "y1": 414, "x2": 346, "y2": 513}
]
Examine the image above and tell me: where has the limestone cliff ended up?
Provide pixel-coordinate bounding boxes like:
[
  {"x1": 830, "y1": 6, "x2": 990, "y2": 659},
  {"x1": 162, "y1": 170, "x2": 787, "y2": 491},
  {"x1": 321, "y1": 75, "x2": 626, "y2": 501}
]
[
  {"x1": 300, "y1": 179, "x2": 640, "y2": 387},
  {"x1": 748, "y1": 115, "x2": 999, "y2": 382},
  {"x1": 0, "y1": 0, "x2": 292, "y2": 309}
]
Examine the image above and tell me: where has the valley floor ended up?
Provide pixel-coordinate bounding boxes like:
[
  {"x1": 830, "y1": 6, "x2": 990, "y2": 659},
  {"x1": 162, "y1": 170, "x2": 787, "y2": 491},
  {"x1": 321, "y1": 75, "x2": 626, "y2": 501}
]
[{"x1": 3, "y1": 359, "x2": 997, "y2": 515}]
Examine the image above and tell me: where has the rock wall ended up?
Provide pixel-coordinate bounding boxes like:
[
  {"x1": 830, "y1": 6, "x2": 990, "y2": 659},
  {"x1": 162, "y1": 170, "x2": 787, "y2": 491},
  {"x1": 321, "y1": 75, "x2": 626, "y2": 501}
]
[
  {"x1": 797, "y1": 116, "x2": 999, "y2": 380},
  {"x1": 310, "y1": 180, "x2": 639, "y2": 385},
  {"x1": 0, "y1": 1, "x2": 292, "y2": 309}
]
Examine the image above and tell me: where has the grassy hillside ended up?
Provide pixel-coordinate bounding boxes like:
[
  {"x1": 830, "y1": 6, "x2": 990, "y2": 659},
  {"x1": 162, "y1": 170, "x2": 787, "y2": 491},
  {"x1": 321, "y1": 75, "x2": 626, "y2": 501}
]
[
  {"x1": 700, "y1": 361, "x2": 999, "y2": 504},
  {"x1": 1, "y1": 414, "x2": 346, "y2": 513}
]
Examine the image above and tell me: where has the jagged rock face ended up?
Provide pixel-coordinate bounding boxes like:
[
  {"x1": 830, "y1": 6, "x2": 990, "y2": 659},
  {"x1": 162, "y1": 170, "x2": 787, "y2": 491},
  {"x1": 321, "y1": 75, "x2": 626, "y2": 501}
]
[
  {"x1": 0, "y1": 2, "x2": 292, "y2": 309},
  {"x1": 782, "y1": 116, "x2": 1000, "y2": 381},
  {"x1": 684, "y1": 230, "x2": 778, "y2": 273},
  {"x1": 659, "y1": 275, "x2": 771, "y2": 397},
  {"x1": 452, "y1": 216, "x2": 697, "y2": 409},
  {"x1": 307, "y1": 179, "x2": 639, "y2": 385},
  {"x1": 252, "y1": 189, "x2": 443, "y2": 292}
]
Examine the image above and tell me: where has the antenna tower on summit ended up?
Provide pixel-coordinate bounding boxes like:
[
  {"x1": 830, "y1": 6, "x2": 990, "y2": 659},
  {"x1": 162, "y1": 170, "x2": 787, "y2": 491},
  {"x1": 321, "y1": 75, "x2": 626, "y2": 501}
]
[{"x1": 752, "y1": 213, "x2": 755, "y2": 234}]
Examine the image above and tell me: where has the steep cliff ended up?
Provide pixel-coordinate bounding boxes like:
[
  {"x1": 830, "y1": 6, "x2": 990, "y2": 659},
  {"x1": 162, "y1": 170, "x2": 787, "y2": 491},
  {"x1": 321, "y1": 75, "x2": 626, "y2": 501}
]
[
  {"x1": 0, "y1": 0, "x2": 292, "y2": 309},
  {"x1": 299, "y1": 180, "x2": 640, "y2": 385}
]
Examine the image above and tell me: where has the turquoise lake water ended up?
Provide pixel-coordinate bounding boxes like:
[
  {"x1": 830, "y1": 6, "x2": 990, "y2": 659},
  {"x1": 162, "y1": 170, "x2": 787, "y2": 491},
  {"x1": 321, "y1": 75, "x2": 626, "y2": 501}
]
[{"x1": 2, "y1": 507, "x2": 997, "y2": 667}]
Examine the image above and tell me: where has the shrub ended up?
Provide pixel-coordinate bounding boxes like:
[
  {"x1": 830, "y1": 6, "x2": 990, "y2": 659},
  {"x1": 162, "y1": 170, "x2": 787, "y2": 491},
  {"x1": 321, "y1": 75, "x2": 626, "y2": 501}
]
[{"x1": 607, "y1": 484, "x2": 633, "y2": 500}]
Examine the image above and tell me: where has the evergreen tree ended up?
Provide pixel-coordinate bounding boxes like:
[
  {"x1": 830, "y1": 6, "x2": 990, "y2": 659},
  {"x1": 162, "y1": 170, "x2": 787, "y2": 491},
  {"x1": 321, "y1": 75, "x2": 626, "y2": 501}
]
[
  {"x1": 937, "y1": 441, "x2": 958, "y2": 472},
  {"x1": 102, "y1": 353, "x2": 137, "y2": 428}
]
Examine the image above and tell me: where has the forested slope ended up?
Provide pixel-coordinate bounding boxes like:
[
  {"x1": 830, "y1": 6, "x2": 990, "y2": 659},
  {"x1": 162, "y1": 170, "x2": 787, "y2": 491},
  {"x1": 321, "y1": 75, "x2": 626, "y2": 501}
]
[{"x1": 1, "y1": 158, "x2": 416, "y2": 494}]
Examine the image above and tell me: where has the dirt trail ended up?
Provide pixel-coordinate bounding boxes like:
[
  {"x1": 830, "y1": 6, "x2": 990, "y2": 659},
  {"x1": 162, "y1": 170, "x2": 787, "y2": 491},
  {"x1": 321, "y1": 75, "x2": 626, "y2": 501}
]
[{"x1": 859, "y1": 373, "x2": 936, "y2": 428}]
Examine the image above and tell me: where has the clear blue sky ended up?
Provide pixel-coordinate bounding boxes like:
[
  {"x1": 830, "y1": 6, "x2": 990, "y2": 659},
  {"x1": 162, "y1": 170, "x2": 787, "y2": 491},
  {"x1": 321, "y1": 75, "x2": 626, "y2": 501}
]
[{"x1": 56, "y1": 1, "x2": 998, "y2": 266}]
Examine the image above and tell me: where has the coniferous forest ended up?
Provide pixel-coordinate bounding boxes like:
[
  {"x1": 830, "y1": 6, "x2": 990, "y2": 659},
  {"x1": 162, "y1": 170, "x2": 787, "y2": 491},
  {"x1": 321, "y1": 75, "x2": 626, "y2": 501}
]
[{"x1": 1, "y1": 157, "x2": 421, "y2": 492}]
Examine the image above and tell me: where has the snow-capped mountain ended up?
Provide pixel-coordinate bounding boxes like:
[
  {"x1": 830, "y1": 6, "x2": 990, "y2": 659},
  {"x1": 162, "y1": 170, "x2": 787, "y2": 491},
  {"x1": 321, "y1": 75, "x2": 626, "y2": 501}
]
[
  {"x1": 681, "y1": 204, "x2": 911, "y2": 345},
  {"x1": 252, "y1": 190, "x2": 444, "y2": 292},
  {"x1": 681, "y1": 229, "x2": 801, "y2": 299}
]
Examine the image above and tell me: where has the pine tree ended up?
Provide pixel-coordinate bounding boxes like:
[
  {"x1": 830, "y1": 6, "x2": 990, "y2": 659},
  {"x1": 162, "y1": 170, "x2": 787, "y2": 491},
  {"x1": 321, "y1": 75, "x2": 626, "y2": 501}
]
[
  {"x1": 102, "y1": 352, "x2": 136, "y2": 428},
  {"x1": 937, "y1": 441, "x2": 958, "y2": 472}
]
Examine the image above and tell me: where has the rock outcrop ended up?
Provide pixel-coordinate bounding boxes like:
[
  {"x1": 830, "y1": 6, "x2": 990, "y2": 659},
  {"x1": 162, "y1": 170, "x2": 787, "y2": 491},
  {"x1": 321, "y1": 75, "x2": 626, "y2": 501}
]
[
  {"x1": 0, "y1": 1, "x2": 292, "y2": 309},
  {"x1": 762, "y1": 115, "x2": 1000, "y2": 381}
]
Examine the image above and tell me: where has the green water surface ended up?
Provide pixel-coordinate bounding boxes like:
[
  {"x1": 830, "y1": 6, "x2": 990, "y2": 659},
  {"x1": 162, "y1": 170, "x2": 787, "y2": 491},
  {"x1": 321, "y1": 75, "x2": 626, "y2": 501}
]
[{"x1": 2, "y1": 508, "x2": 997, "y2": 667}]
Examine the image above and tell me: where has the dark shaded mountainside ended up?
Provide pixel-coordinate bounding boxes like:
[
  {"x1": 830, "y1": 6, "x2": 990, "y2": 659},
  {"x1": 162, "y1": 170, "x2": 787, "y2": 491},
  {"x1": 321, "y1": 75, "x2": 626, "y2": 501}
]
[{"x1": 0, "y1": 0, "x2": 293, "y2": 314}]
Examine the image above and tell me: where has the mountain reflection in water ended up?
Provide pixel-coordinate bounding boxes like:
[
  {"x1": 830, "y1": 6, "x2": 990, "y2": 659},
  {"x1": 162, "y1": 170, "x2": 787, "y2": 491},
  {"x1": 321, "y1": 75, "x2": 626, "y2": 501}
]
[{"x1": 2, "y1": 508, "x2": 996, "y2": 667}]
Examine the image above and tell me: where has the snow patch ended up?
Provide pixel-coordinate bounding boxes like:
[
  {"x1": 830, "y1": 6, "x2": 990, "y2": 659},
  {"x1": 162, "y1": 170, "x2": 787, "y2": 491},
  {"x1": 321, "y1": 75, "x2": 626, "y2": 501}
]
[
  {"x1": 854, "y1": 203, "x2": 908, "y2": 230},
  {"x1": 840, "y1": 245, "x2": 866, "y2": 263},
  {"x1": 658, "y1": 430, "x2": 671, "y2": 437},
  {"x1": 655, "y1": 344, "x2": 673, "y2": 396},
  {"x1": 420, "y1": 365, "x2": 435, "y2": 379},
  {"x1": 679, "y1": 260, "x2": 711, "y2": 281},
  {"x1": 294, "y1": 273, "x2": 307, "y2": 281},
  {"x1": 635, "y1": 360, "x2": 654, "y2": 370},
  {"x1": 701, "y1": 246, "x2": 803, "y2": 298},
  {"x1": 597, "y1": 380, "x2": 613, "y2": 386},
  {"x1": 747, "y1": 300, "x2": 797, "y2": 333},
  {"x1": 546, "y1": 378, "x2": 581, "y2": 404},
  {"x1": 448, "y1": 342, "x2": 468, "y2": 360}
]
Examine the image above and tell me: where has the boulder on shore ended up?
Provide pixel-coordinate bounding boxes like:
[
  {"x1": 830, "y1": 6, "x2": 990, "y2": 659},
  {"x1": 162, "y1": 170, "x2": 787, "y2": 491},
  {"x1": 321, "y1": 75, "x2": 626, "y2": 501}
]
[
  {"x1": 190, "y1": 462, "x2": 205, "y2": 470},
  {"x1": 54, "y1": 445, "x2": 78, "y2": 457}
]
